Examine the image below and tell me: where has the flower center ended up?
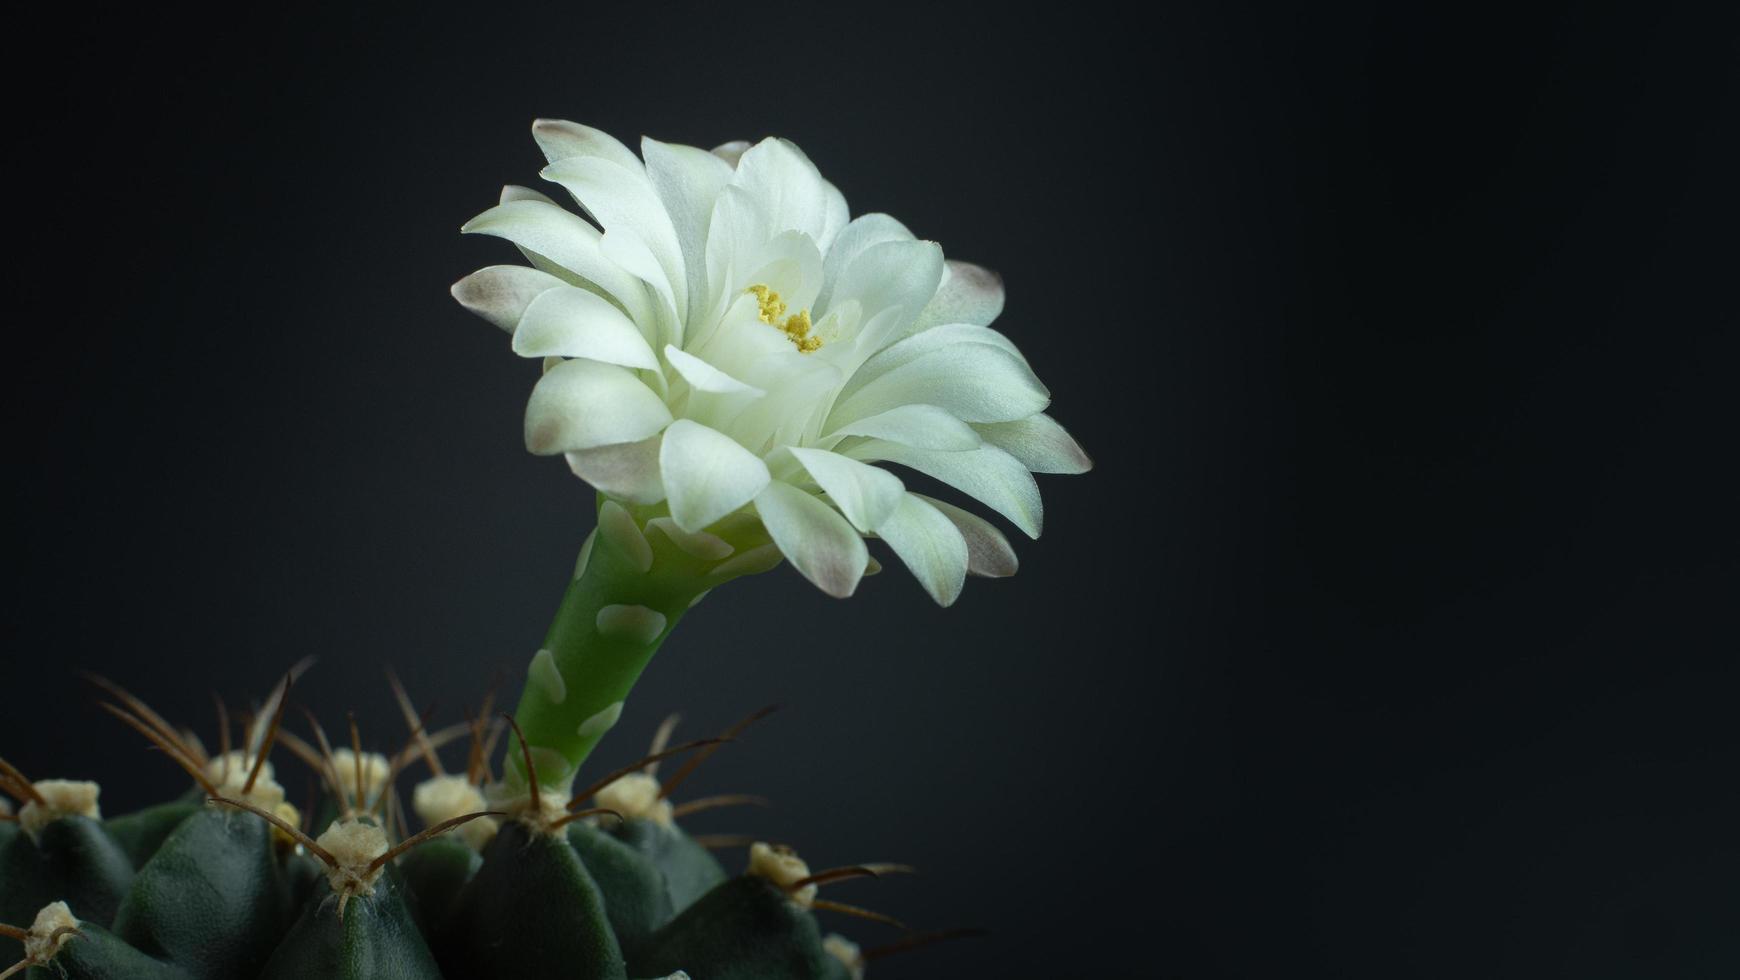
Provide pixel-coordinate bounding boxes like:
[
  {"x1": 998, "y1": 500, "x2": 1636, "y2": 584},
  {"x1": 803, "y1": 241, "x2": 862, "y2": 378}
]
[{"x1": 747, "y1": 285, "x2": 821, "y2": 353}]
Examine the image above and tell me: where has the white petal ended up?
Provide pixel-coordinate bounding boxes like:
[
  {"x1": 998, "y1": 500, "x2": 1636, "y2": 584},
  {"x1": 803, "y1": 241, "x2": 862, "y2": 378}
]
[
  {"x1": 500, "y1": 184, "x2": 558, "y2": 206},
  {"x1": 703, "y1": 185, "x2": 768, "y2": 319},
  {"x1": 743, "y1": 231, "x2": 825, "y2": 315},
  {"x1": 913, "y1": 260, "x2": 1005, "y2": 330},
  {"x1": 565, "y1": 434, "x2": 665, "y2": 505},
  {"x1": 874, "y1": 493, "x2": 968, "y2": 606},
  {"x1": 815, "y1": 213, "x2": 914, "y2": 316},
  {"x1": 642, "y1": 137, "x2": 733, "y2": 324},
  {"x1": 460, "y1": 200, "x2": 654, "y2": 325},
  {"x1": 850, "y1": 442, "x2": 1042, "y2": 538},
  {"x1": 825, "y1": 404, "x2": 982, "y2": 451},
  {"x1": 912, "y1": 493, "x2": 1018, "y2": 577},
  {"x1": 787, "y1": 447, "x2": 905, "y2": 532},
  {"x1": 730, "y1": 138, "x2": 832, "y2": 242},
  {"x1": 845, "y1": 323, "x2": 1029, "y2": 388},
  {"x1": 451, "y1": 265, "x2": 568, "y2": 332},
  {"x1": 511, "y1": 286, "x2": 659, "y2": 368},
  {"x1": 972, "y1": 414, "x2": 1092, "y2": 474},
  {"x1": 828, "y1": 239, "x2": 944, "y2": 350},
  {"x1": 663, "y1": 345, "x2": 765, "y2": 396},
  {"x1": 818, "y1": 180, "x2": 850, "y2": 254},
  {"x1": 829, "y1": 342, "x2": 1050, "y2": 428},
  {"x1": 530, "y1": 119, "x2": 643, "y2": 172},
  {"x1": 659, "y1": 420, "x2": 771, "y2": 532},
  {"x1": 525, "y1": 359, "x2": 672, "y2": 454},
  {"x1": 711, "y1": 140, "x2": 751, "y2": 167},
  {"x1": 542, "y1": 155, "x2": 688, "y2": 322},
  {"x1": 753, "y1": 480, "x2": 867, "y2": 598}
]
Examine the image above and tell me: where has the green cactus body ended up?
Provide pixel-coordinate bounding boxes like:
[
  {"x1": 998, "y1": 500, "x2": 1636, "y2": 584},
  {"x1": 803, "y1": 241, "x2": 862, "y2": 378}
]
[
  {"x1": 566, "y1": 821, "x2": 675, "y2": 954},
  {"x1": 631, "y1": 876, "x2": 835, "y2": 980},
  {"x1": 0, "y1": 815, "x2": 134, "y2": 930},
  {"x1": 102, "y1": 801, "x2": 201, "y2": 870},
  {"x1": 27, "y1": 918, "x2": 186, "y2": 980},
  {"x1": 441, "y1": 819, "x2": 627, "y2": 979},
  {"x1": 395, "y1": 835, "x2": 480, "y2": 934},
  {"x1": 258, "y1": 867, "x2": 440, "y2": 980},
  {"x1": 4, "y1": 676, "x2": 920, "y2": 980},
  {"x1": 609, "y1": 818, "x2": 730, "y2": 915},
  {"x1": 109, "y1": 808, "x2": 290, "y2": 980}
]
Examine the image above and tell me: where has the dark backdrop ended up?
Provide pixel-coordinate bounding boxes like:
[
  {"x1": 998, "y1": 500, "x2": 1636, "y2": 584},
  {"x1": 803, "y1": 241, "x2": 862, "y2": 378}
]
[{"x1": 5, "y1": 2, "x2": 1737, "y2": 977}]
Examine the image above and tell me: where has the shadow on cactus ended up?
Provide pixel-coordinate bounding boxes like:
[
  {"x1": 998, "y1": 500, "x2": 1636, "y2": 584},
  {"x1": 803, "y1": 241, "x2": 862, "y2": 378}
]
[{"x1": 2, "y1": 119, "x2": 1084, "y2": 978}]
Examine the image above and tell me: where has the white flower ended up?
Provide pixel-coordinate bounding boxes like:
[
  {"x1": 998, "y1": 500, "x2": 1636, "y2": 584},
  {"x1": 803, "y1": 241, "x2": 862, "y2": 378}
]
[{"x1": 454, "y1": 121, "x2": 1089, "y2": 605}]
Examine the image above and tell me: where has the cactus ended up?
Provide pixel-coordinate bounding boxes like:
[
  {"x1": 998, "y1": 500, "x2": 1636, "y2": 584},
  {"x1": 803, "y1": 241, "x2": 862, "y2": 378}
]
[
  {"x1": 1, "y1": 675, "x2": 934, "y2": 979},
  {"x1": 3, "y1": 120, "x2": 1087, "y2": 978}
]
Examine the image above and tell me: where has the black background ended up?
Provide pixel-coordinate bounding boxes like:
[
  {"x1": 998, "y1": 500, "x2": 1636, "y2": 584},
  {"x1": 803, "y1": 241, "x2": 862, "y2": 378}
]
[{"x1": 5, "y1": 2, "x2": 1737, "y2": 976}]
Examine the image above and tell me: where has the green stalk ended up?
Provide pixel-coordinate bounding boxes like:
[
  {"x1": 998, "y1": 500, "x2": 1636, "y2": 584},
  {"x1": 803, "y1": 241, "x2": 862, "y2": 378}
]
[{"x1": 503, "y1": 498, "x2": 781, "y2": 793}]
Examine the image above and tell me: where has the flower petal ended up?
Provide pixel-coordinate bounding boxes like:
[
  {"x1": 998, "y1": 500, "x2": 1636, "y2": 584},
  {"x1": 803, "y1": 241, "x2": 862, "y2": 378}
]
[
  {"x1": 912, "y1": 493, "x2": 1018, "y2": 577},
  {"x1": 659, "y1": 419, "x2": 771, "y2": 532},
  {"x1": 501, "y1": 185, "x2": 559, "y2": 208},
  {"x1": 511, "y1": 286, "x2": 659, "y2": 368},
  {"x1": 525, "y1": 359, "x2": 672, "y2": 454},
  {"x1": 826, "y1": 404, "x2": 983, "y2": 452},
  {"x1": 787, "y1": 447, "x2": 905, "y2": 532},
  {"x1": 664, "y1": 344, "x2": 765, "y2": 396},
  {"x1": 874, "y1": 492, "x2": 969, "y2": 606},
  {"x1": 753, "y1": 480, "x2": 867, "y2": 598},
  {"x1": 845, "y1": 323, "x2": 1029, "y2": 388},
  {"x1": 461, "y1": 199, "x2": 654, "y2": 325},
  {"x1": 913, "y1": 260, "x2": 1005, "y2": 330},
  {"x1": 704, "y1": 185, "x2": 768, "y2": 310},
  {"x1": 828, "y1": 239, "x2": 945, "y2": 351},
  {"x1": 711, "y1": 140, "x2": 751, "y2": 167},
  {"x1": 642, "y1": 137, "x2": 734, "y2": 329},
  {"x1": 972, "y1": 414, "x2": 1093, "y2": 474},
  {"x1": 451, "y1": 265, "x2": 568, "y2": 332},
  {"x1": 818, "y1": 179, "x2": 851, "y2": 254},
  {"x1": 829, "y1": 342, "x2": 1050, "y2": 428},
  {"x1": 566, "y1": 434, "x2": 665, "y2": 505},
  {"x1": 815, "y1": 213, "x2": 914, "y2": 316},
  {"x1": 849, "y1": 441, "x2": 1043, "y2": 538},
  {"x1": 542, "y1": 155, "x2": 688, "y2": 322},
  {"x1": 730, "y1": 138, "x2": 833, "y2": 242},
  {"x1": 531, "y1": 119, "x2": 643, "y2": 172}
]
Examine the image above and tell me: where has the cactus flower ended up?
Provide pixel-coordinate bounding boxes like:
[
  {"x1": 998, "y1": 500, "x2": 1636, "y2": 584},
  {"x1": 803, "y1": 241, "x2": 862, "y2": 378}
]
[{"x1": 455, "y1": 122, "x2": 1089, "y2": 788}]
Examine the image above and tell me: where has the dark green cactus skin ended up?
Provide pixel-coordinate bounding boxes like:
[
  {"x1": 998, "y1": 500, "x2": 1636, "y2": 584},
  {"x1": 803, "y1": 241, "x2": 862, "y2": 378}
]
[
  {"x1": 28, "y1": 920, "x2": 187, "y2": 980},
  {"x1": 610, "y1": 818, "x2": 728, "y2": 913},
  {"x1": 395, "y1": 835, "x2": 479, "y2": 935},
  {"x1": 567, "y1": 821, "x2": 674, "y2": 955},
  {"x1": 0, "y1": 815, "x2": 134, "y2": 929},
  {"x1": 110, "y1": 808, "x2": 290, "y2": 980},
  {"x1": 630, "y1": 875, "x2": 836, "y2": 980},
  {"x1": 440, "y1": 820, "x2": 628, "y2": 979},
  {"x1": 5, "y1": 805, "x2": 869, "y2": 980},
  {"x1": 103, "y1": 801, "x2": 200, "y2": 870},
  {"x1": 259, "y1": 868, "x2": 440, "y2": 980},
  {"x1": 284, "y1": 850, "x2": 327, "y2": 913}
]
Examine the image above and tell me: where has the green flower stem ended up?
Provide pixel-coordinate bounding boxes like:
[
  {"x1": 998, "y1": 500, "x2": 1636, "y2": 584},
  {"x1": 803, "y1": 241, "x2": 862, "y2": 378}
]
[{"x1": 505, "y1": 499, "x2": 781, "y2": 793}]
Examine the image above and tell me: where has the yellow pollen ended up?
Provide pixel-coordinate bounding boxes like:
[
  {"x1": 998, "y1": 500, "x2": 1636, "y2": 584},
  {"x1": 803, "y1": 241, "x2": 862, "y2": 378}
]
[
  {"x1": 746, "y1": 285, "x2": 821, "y2": 353},
  {"x1": 747, "y1": 284, "x2": 786, "y2": 324}
]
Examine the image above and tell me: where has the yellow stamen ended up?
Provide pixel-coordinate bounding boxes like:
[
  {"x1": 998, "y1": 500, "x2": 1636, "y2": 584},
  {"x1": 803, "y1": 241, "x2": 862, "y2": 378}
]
[
  {"x1": 746, "y1": 285, "x2": 822, "y2": 353},
  {"x1": 747, "y1": 284, "x2": 786, "y2": 324}
]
